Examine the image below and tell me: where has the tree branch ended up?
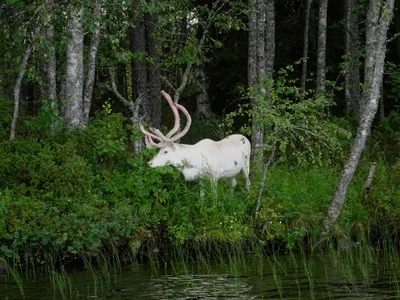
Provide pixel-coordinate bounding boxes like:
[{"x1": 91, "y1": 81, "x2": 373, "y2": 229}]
[
  {"x1": 108, "y1": 68, "x2": 135, "y2": 112},
  {"x1": 169, "y1": 0, "x2": 229, "y2": 104},
  {"x1": 386, "y1": 32, "x2": 400, "y2": 44},
  {"x1": 160, "y1": 75, "x2": 176, "y2": 92}
]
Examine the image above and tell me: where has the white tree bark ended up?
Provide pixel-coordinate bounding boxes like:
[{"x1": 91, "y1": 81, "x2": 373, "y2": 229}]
[
  {"x1": 325, "y1": 0, "x2": 395, "y2": 233},
  {"x1": 249, "y1": 0, "x2": 275, "y2": 168},
  {"x1": 64, "y1": 8, "x2": 84, "y2": 129}
]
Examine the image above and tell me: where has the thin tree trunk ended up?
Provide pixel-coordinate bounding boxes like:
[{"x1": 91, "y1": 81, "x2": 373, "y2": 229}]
[
  {"x1": 344, "y1": 0, "x2": 360, "y2": 113},
  {"x1": 64, "y1": 8, "x2": 84, "y2": 129},
  {"x1": 248, "y1": 0, "x2": 257, "y2": 88},
  {"x1": 82, "y1": 0, "x2": 101, "y2": 125},
  {"x1": 249, "y1": 0, "x2": 266, "y2": 168},
  {"x1": 10, "y1": 44, "x2": 33, "y2": 140},
  {"x1": 265, "y1": 0, "x2": 275, "y2": 77},
  {"x1": 195, "y1": 58, "x2": 212, "y2": 120},
  {"x1": 130, "y1": 12, "x2": 149, "y2": 120},
  {"x1": 325, "y1": 0, "x2": 395, "y2": 233},
  {"x1": 316, "y1": 0, "x2": 328, "y2": 95},
  {"x1": 45, "y1": 0, "x2": 57, "y2": 105},
  {"x1": 146, "y1": 12, "x2": 162, "y2": 128},
  {"x1": 301, "y1": 0, "x2": 312, "y2": 96}
]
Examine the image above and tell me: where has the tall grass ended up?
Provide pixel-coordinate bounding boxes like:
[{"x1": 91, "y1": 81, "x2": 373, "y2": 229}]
[{"x1": 2, "y1": 161, "x2": 400, "y2": 298}]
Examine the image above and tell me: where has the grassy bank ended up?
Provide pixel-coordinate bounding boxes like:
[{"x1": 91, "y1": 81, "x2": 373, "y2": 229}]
[{"x1": 0, "y1": 113, "x2": 399, "y2": 268}]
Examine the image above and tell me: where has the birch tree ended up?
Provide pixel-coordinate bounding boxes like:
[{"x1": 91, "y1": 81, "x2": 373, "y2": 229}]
[
  {"x1": 63, "y1": 1, "x2": 102, "y2": 129},
  {"x1": 64, "y1": 8, "x2": 84, "y2": 129},
  {"x1": 316, "y1": 0, "x2": 328, "y2": 95},
  {"x1": 248, "y1": 0, "x2": 275, "y2": 167},
  {"x1": 325, "y1": 0, "x2": 395, "y2": 233}
]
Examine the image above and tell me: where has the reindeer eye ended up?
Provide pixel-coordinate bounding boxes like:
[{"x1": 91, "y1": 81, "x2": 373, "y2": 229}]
[{"x1": 164, "y1": 150, "x2": 168, "y2": 154}]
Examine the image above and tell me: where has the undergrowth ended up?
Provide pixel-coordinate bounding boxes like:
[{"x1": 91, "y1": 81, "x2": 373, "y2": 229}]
[{"x1": 0, "y1": 113, "x2": 399, "y2": 270}]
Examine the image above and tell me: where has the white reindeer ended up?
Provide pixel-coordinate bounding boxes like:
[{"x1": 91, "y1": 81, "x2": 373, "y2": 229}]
[{"x1": 139, "y1": 91, "x2": 251, "y2": 193}]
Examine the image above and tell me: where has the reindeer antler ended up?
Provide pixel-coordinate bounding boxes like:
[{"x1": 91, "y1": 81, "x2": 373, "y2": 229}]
[
  {"x1": 169, "y1": 102, "x2": 192, "y2": 142},
  {"x1": 139, "y1": 90, "x2": 192, "y2": 148}
]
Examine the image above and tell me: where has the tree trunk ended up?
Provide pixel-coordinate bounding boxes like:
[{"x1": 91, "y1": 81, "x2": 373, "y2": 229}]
[
  {"x1": 10, "y1": 44, "x2": 33, "y2": 140},
  {"x1": 130, "y1": 12, "x2": 149, "y2": 121},
  {"x1": 248, "y1": 0, "x2": 257, "y2": 88},
  {"x1": 249, "y1": 0, "x2": 275, "y2": 169},
  {"x1": 82, "y1": 0, "x2": 101, "y2": 125},
  {"x1": 325, "y1": 0, "x2": 395, "y2": 233},
  {"x1": 45, "y1": 0, "x2": 57, "y2": 105},
  {"x1": 195, "y1": 55, "x2": 212, "y2": 120},
  {"x1": 146, "y1": 12, "x2": 162, "y2": 128},
  {"x1": 316, "y1": 0, "x2": 328, "y2": 95},
  {"x1": 249, "y1": 0, "x2": 265, "y2": 168},
  {"x1": 344, "y1": 0, "x2": 361, "y2": 113},
  {"x1": 64, "y1": 8, "x2": 84, "y2": 129},
  {"x1": 301, "y1": 0, "x2": 312, "y2": 96},
  {"x1": 265, "y1": 0, "x2": 275, "y2": 77}
]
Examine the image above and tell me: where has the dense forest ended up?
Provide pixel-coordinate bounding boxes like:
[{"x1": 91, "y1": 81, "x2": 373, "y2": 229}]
[{"x1": 0, "y1": 0, "x2": 400, "y2": 267}]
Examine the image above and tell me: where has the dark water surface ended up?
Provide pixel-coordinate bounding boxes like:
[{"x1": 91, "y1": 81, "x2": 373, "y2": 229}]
[{"x1": 1, "y1": 253, "x2": 399, "y2": 299}]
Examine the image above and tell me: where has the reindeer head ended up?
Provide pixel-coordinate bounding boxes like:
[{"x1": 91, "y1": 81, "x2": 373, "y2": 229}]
[{"x1": 139, "y1": 91, "x2": 192, "y2": 168}]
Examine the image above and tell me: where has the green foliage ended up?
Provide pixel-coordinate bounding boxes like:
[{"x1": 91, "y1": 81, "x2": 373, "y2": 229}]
[
  {"x1": 369, "y1": 111, "x2": 400, "y2": 162},
  {"x1": 385, "y1": 62, "x2": 400, "y2": 105},
  {"x1": 0, "y1": 94, "x2": 12, "y2": 140},
  {"x1": 0, "y1": 111, "x2": 398, "y2": 264},
  {"x1": 223, "y1": 64, "x2": 352, "y2": 166}
]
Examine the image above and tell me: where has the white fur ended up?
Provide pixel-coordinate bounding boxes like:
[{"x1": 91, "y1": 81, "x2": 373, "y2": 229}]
[{"x1": 148, "y1": 134, "x2": 251, "y2": 190}]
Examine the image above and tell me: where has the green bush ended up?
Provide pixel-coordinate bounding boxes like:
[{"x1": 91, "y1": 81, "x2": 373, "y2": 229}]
[{"x1": 0, "y1": 111, "x2": 399, "y2": 264}]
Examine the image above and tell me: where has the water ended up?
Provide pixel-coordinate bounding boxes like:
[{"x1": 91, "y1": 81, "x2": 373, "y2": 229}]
[{"x1": 1, "y1": 253, "x2": 399, "y2": 299}]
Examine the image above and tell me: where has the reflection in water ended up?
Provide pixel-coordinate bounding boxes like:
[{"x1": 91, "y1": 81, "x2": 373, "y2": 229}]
[{"x1": 1, "y1": 254, "x2": 399, "y2": 299}]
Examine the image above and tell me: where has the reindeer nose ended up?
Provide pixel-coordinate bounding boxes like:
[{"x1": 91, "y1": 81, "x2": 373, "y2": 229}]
[{"x1": 147, "y1": 161, "x2": 153, "y2": 167}]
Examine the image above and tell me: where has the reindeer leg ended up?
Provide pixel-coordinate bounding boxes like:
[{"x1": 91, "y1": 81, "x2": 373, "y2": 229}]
[
  {"x1": 242, "y1": 166, "x2": 251, "y2": 191},
  {"x1": 231, "y1": 177, "x2": 237, "y2": 195},
  {"x1": 199, "y1": 180, "x2": 205, "y2": 200},
  {"x1": 211, "y1": 178, "x2": 218, "y2": 199}
]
